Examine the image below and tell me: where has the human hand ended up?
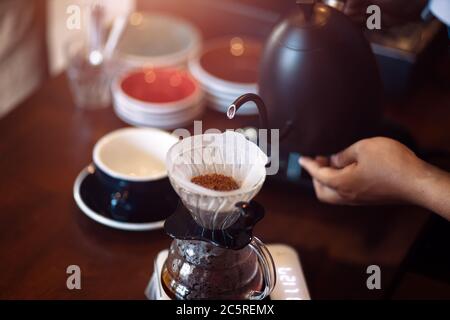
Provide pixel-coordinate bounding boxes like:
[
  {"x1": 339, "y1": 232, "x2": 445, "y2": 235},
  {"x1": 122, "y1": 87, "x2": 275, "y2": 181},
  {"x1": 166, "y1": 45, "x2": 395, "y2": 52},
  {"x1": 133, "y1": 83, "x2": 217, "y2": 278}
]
[{"x1": 299, "y1": 137, "x2": 427, "y2": 205}]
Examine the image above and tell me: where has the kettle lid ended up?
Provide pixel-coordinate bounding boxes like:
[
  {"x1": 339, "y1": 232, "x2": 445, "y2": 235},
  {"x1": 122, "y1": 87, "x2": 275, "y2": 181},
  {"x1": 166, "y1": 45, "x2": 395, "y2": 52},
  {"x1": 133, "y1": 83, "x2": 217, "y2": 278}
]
[{"x1": 273, "y1": 1, "x2": 355, "y2": 51}]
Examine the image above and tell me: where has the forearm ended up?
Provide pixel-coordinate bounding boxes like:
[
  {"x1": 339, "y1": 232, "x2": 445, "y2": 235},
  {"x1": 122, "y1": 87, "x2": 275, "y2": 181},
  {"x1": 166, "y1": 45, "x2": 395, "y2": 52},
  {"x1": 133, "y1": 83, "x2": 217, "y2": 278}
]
[{"x1": 411, "y1": 161, "x2": 450, "y2": 220}]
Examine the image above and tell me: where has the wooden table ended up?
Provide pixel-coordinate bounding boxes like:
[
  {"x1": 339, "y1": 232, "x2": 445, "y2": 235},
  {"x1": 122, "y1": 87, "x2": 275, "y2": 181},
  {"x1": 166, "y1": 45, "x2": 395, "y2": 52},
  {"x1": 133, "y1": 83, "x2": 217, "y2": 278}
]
[
  {"x1": 1, "y1": 0, "x2": 450, "y2": 300},
  {"x1": 1, "y1": 68, "x2": 448, "y2": 299}
]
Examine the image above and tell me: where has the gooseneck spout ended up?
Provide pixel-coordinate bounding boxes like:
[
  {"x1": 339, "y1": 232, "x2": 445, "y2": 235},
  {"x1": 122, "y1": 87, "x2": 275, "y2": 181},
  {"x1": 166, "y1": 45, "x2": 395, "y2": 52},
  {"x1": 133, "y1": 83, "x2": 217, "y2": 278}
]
[
  {"x1": 227, "y1": 93, "x2": 270, "y2": 133},
  {"x1": 227, "y1": 93, "x2": 293, "y2": 145}
]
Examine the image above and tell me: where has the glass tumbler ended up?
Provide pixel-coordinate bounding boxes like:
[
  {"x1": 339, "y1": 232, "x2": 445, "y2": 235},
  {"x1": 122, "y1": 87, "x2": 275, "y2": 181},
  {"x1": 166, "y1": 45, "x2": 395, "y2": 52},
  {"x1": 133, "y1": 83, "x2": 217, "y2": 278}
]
[{"x1": 65, "y1": 38, "x2": 113, "y2": 110}]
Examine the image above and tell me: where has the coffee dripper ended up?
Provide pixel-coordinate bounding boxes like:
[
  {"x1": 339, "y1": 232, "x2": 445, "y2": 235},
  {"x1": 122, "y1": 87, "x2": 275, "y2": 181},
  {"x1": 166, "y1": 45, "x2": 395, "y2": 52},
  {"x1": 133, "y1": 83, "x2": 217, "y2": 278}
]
[{"x1": 161, "y1": 131, "x2": 276, "y2": 300}]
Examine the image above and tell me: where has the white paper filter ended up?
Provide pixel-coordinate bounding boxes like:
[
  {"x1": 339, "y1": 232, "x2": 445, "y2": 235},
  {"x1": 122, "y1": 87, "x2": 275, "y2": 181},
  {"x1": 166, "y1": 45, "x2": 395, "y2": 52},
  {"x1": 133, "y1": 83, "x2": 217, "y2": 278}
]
[{"x1": 166, "y1": 131, "x2": 268, "y2": 230}]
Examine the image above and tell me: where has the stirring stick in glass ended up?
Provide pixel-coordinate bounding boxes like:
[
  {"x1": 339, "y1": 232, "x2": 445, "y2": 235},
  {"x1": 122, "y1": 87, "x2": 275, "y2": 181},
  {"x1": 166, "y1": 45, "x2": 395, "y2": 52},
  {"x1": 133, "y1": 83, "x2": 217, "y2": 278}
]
[
  {"x1": 88, "y1": 2, "x2": 106, "y2": 66},
  {"x1": 103, "y1": 15, "x2": 128, "y2": 61}
]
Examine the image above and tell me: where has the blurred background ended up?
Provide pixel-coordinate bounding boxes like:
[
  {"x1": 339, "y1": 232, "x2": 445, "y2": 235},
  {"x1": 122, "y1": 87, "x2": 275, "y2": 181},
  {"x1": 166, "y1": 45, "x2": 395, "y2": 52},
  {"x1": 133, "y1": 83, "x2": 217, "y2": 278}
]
[{"x1": 3, "y1": 0, "x2": 448, "y2": 116}]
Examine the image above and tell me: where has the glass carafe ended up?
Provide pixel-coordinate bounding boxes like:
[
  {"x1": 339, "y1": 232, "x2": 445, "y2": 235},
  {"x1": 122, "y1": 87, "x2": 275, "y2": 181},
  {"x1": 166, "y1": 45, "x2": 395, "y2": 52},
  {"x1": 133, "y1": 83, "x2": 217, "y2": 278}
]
[{"x1": 162, "y1": 237, "x2": 275, "y2": 300}]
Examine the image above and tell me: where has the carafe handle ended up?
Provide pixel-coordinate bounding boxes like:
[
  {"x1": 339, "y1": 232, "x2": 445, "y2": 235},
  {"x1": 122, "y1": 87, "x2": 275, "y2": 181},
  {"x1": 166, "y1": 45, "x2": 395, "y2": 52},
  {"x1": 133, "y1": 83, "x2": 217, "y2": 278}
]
[{"x1": 248, "y1": 237, "x2": 277, "y2": 300}]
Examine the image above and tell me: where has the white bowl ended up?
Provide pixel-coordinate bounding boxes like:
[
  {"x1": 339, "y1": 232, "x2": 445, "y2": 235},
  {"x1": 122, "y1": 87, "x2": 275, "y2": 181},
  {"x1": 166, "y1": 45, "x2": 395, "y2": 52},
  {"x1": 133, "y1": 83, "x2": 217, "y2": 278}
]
[
  {"x1": 188, "y1": 37, "x2": 261, "y2": 92},
  {"x1": 189, "y1": 58, "x2": 257, "y2": 96},
  {"x1": 115, "y1": 97, "x2": 205, "y2": 122},
  {"x1": 113, "y1": 80, "x2": 204, "y2": 116},
  {"x1": 111, "y1": 66, "x2": 206, "y2": 128},
  {"x1": 188, "y1": 37, "x2": 262, "y2": 115},
  {"x1": 116, "y1": 13, "x2": 201, "y2": 68},
  {"x1": 199, "y1": 83, "x2": 256, "y2": 101},
  {"x1": 112, "y1": 68, "x2": 204, "y2": 114},
  {"x1": 113, "y1": 100, "x2": 206, "y2": 129}
]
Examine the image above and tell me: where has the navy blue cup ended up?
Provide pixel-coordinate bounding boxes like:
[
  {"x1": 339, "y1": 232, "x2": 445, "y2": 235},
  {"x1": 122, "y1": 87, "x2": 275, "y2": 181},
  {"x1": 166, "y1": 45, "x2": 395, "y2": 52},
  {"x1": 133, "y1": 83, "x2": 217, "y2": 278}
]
[{"x1": 92, "y1": 128, "x2": 179, "y2": 222}]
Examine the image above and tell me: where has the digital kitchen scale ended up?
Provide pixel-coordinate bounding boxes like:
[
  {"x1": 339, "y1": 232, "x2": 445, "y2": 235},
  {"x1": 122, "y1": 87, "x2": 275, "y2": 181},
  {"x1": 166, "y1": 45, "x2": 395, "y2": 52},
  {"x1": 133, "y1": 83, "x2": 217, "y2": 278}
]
[{"x1": 145, "y1": 244, "x2": 311, "y2": 300}]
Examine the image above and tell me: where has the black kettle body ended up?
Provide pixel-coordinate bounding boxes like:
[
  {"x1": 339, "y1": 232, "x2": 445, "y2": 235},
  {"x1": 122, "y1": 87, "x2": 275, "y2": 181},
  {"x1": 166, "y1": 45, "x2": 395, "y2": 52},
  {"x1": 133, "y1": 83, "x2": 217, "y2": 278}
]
[{"x1": 255, "y1": 2, "x2": 382, "y2": 156}]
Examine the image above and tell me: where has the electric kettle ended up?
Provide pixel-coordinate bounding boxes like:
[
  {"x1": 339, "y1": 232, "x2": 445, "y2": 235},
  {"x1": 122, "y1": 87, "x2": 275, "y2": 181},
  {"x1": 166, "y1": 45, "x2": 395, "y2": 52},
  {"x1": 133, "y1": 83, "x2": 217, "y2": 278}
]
[{"x1": 232, "y1": 0, "x2": 382, "y2": 156}]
